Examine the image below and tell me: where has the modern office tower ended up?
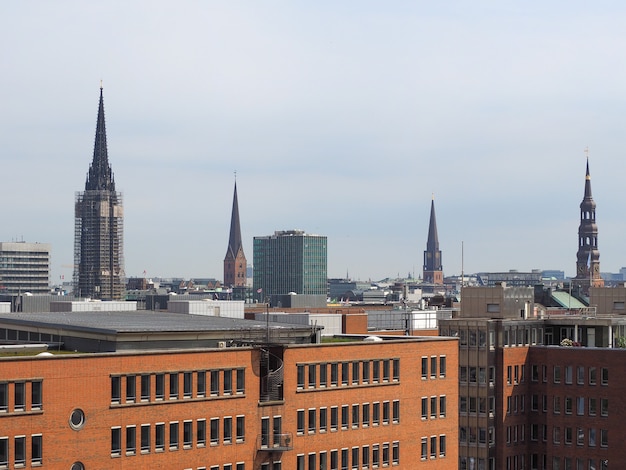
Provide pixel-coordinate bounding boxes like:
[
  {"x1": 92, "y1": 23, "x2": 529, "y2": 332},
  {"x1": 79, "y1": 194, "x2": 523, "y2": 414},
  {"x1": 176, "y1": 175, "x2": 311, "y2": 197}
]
[
  {"x1": 573, "y1": 157, "x2": 604, "y2": 293},
  {"x1": 74, "y1": 87, "x2": 125, "y2": 300},
  {"x1": 253, "y1": 230, "x2": 327, "y2": 303},
  {"x1": 0, "y1": 242, "x2": 51, "y2": 294},
  {"x1": 223, "y1": 181, "x2": 247, "y2": 288},
  {"x1": 423, "y1": 197, "x2": 443, "y2": 284}
]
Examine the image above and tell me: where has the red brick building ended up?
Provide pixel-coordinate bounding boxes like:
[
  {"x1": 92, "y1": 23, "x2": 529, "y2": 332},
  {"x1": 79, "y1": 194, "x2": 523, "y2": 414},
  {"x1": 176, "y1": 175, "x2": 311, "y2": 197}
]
[{"x1": 0, "y1": 311, "x2": 458, "y2": 470}]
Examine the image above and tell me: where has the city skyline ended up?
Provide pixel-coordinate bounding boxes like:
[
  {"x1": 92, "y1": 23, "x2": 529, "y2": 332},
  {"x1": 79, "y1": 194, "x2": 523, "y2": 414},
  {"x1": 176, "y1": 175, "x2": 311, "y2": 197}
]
[{"x1": 3, "y1": 2, "x2": 626, "y2": 282}]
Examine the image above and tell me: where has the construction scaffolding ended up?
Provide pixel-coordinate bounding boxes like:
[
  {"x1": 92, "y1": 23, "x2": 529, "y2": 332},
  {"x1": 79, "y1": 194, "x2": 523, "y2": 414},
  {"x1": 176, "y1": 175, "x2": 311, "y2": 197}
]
[{"x1": 74, "y1": 190, "x2": 125, "y2": 300}]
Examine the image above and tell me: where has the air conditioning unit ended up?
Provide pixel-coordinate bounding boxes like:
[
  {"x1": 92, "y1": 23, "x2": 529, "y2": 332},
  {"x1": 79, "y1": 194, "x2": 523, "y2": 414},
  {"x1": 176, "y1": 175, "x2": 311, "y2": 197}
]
[{"x1": 217, "y1": 341, "x2": 227, "y2": 349}]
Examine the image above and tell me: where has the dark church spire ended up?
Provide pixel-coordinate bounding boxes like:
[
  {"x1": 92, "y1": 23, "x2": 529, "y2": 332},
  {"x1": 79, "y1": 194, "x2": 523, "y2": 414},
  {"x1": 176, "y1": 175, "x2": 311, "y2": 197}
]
[
  {"x1": 85, "y1": 86, "x2": 115, "y2": 191},
  {"x1": 423, "y1": 195, "x2": 443, "y2": 284},
  {"x1": 224, "y1": 178, "x2": 247, "y2": 288},
  {"x1": 573, "y1": 152, "x2": 603, "y2": 292}
]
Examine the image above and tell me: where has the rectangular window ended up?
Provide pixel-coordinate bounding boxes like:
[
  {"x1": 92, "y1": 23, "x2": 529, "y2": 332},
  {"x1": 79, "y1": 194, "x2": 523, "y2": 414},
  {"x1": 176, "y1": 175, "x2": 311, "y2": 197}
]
[
  {"x1": 236, "y1": 368, "x2": 245, "y2": 394},
  {"x1": 393, "y1": 400, "x2": 400, "y2": 423},
  {"x1": 331, "y1": 450, "x2": 338, "y2": 470},
  {"x1": 0, "y1": 383, "x2": 8, "y2": 411},
  {"x1": 309, "y1": 453, "x2": 316, "y2": 470},
  {"x1": 565, "y1": 366, "x2": 573, "y2": 384},
  {"x1": 183, "y1": 372, "x2": 192, "y2": 398},
  {"x1": 320, "y1": 407, "x2": 327, "y2": 432},
  {"x1": 589, "y1": 428, "x2": 596, "y2": 447},
  {"x1": 111, "y1": 427, "x2": 121, "y2": 455},
  {"x1": 392, "y1": 441, "x2": 399, "y2": 464},
  {"x1": 393, "y1": 358, "x2": 400, "y2": 381},
  {"x1": 210, "y1": 370, "x2": 219, "y2": 396},
  {"x1": 14, "y1": 436, "x2": 25, "y2": 466},
  {"x1": 421, "y1": 437, "x2": 427, "y2": 459},
  {"x1": 124, "y1": 376, "x2": 135, "y2": 403},
  {"x1": 342, "y1": 362, "x2": 349, "y2": 385},
  {"x1": 309, "y1": 364, "x2": 316, "y2": 388},
  {"x1": 589, "y1": 397, "x2": 597, "y2": 415},
  {"x1": 126, "y1": 426, "x2": 136, "y2": 455},
  {"x1": 197, "y1": 371, "x2": 206, "y2": 397},
  {"x1": 362, "y1": 445, "x2": 370, "y2": 468},
  {"x1": 330, "y1": 406, "x2": 338, "y2": 431},
  {"x1": 0, "y1": 437, "x2": 7, "y2": 467},
  {"x1": 439, "y1": 435, "x2": 446, "y2": 457},
  {"x1": 430, "y1": 356, "x2": 437, "y2": 378},
  {"x1": 31, "y1": 434, "x2": 42, "y2": 465},
  {"x1": 309, "y1": 408, "x2": 316, "y2": 433},
  {"x1": 155, "y1": 423, "x2": 165, "y2": 451},
  {"x1": 352, "y1": 447, "x2": 359, "y2": 469},
  {"x1": 223, "y1": 417, "x2": 232, "y2": 444},
  {"x1": 601, "y1": 398, "x2": 608, "y2": 416},
  {"x1": 554, "y1": 366, "x2": 561, "y2": 383},
  {"x1": 236, "y1": 415, "x2": 245, "y2": 442},
  {"x1": 362, "y1": 403, "x2": 370, "y2": 427},
  {"x1": 421, "y1": 397, "x2": 428, "y2": 419},
  {"x1": 383, "y1": 359, "x2": 390, "y2": 382},
  {"x1": 382, "y1": 442, "x2": 389, "y2": 466},
  {"x1": 341, "y1": 405, "x2": 349, "y2": 429},
  {"x1": 362, "y1": 361, "x2": 370, "y2": 383},
  {"x1": 297, "y1": 410, "x2": 305, "y2": 434},
  {"x1": 589, "y1": 367, "x2": 597, "y2": 385},
  {"x1": 141, "y1": 424, "x2": 150, "y2": 453},
  {"x1": 155, "y1": 374, "x2": 165, "y2": 399},
  {"x1": 430, "y1": 436, "x2": 437, "y2": 458},
  {"x1": 260, "y1": 417, "x2": 269, "y2": 448},
  {"x1": 341, "y1": 448, "x2": 349, "y2": 470},
  {"x1": 383, "y1": 401, "x2": 390, "y2": 424},
  {"x1": 352, "y1": 361, "x2": 360, "y2": 384},
  {"x1": 372, "y1": 444, "x2": 380, "y2": 467},
  {"x1": 224, "y1": 369, "x2": 232, "y2": 395},
  {"x1": 430, "y1": 396, "x2": 437, "y2": 418},
  {"x1": 183, "y1": 420, "x2": 193, "y2": 448},
  {"x1": 210, "y1": 418, "x2": 219, "y2": 445},
  {"x1": 601, "y1": 368, "x2": 608, "y2": 385},
  {"x1": 297, "y1": 365, "x2": 305, "y2": 389},
  {"x1": 320, "y1": 363, "x2": 327, "y2": 387},
  {"x1": 373, "y1": 361, "x2": 380, "y2": 383},
  {"x1": 565, "y1": 427, "x2": 572, "y2": 444},
  {"x1": 439, "y1": 396, "x2": 446, "y2": 417},
  {"x1": 169, "y1": 422, "x2": 179, "y2": 450},
  {"x1": 553, "y1": 426, "x2": 560, "y2": 444},
  {"x1": 331, "y1": 363, "x2": 338, "y2": 386},
  {"x1": 31, "y1": 381, "x2": 42, "y2": 410},
  {"x1": 577, "y1": 397, "x2": 584, "y2": 415},
  {"x1": 554, "y1": 396, "x2": 561, "y2": 414},
  {"x1": 373, "y1": 402, "x2": 380, "y2": 426},
  {"x1": 577, "y1": 366, "x2": 584, "y2": 385},
  {"x1": 170, "y1": 373, "x2": 179, "y2": 399},
  {"x1": 600, "y1": 429, "x2": 608, "y2": 447},
  {"x1": 141, "y1": 374, "x2": 150, "y2": 401},
  {"x1": 421, "y1": 357, "x2": 428, "y2": 379}
]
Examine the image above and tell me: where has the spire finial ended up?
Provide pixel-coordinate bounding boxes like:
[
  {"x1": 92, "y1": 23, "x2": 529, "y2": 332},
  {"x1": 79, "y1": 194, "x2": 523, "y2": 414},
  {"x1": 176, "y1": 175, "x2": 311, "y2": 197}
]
[
  {"x1": 432, "y1": 192, "x2": 435, "y2": 201},
  {"x1": 100, "y1": 79, "x2": 103, "y2": 90},
  {"x1": 234, "y1": 170, "x2": 237, "y2": 181}
]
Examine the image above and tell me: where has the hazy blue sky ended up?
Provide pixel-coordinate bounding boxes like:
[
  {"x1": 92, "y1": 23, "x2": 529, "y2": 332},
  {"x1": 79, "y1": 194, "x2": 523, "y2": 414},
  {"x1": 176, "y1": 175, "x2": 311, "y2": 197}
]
[{"x1": 2, "y1": 1, "x2": 626, "y2": 282}]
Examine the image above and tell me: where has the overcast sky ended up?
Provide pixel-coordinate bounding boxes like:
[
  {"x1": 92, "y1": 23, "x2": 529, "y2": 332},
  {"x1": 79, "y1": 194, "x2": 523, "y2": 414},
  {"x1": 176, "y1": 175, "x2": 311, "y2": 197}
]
[{"x1": 2, "y1": 1, "x2": 626, "y2": 283}]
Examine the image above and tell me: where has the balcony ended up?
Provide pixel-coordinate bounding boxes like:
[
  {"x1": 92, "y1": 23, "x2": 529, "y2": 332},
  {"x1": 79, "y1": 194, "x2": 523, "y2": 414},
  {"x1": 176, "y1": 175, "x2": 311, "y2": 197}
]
[{"x1": 257, "y1": 433, "x2": 293, "y2": 452}]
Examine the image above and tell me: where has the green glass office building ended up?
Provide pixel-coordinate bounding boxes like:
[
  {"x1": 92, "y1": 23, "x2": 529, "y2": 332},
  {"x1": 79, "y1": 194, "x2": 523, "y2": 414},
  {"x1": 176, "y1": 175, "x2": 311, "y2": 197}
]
[{"x1": 253, "y1": 230, "x2": 327, "y2": 302}]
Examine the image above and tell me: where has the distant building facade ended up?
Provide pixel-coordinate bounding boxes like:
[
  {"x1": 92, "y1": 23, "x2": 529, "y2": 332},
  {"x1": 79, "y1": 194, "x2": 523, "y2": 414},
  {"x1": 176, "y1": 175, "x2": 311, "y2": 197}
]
[
  {"x1": 253, "y1": 230, "x2": 327, "y2": 305},
  {"x1": 223, "y1": 181, "x2": 247, "y2": 288},
  {"x1": 0, "y1": 242, "x2": 51, "y2": 294},
  {"x1": 423, "y1": 198, "x2": 443, "y2": 285},
  {"x1": 573, "y1": 158, "x2": 604, "y2": 293},
  {"x1": 74, "y1": 87, "x2": 125, "y2": 300}
]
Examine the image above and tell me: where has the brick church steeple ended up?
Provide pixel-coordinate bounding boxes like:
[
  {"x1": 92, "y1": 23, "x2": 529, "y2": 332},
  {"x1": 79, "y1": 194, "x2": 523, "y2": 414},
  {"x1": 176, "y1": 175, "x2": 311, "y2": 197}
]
[
  {"x1": 573, "y1": 156, "x2": 603, "y2": 293},
  {"x1": 423, "y1": 196, "x2": 443, "y2": 284},
  {"x1": 223, "y1": 180, "x2": 247, "y2": 287}
]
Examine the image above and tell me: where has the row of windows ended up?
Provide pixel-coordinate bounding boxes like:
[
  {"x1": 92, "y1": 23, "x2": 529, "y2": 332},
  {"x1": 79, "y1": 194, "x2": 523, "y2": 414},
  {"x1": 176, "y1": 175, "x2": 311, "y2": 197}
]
[
  {"x1": 296, "y1": 442, "x2": 400, "y2": 470},
  {"x1": 421, "y1": 395, "x2": 447, "y2": 419},
  {"x1": 504, "y1": 454, "x2": 609, "y2": 470},
  {"x1": 420, "y1": 435, "x2": 447, "y2": 459},
  {"x1": 0, "y1": 381, "x2": 42, "y2": 414},
  {"x1": 421, "y1": 355, "x2": 447, "y2": 379},
  {"x1": 186, "y1": 464, "x2": 246, "y2": 470},
  {"x1": 552, "y1": 365, "x2": 608, "y2": 386},
  {"x1": 460, "y1": 426, "x2": 495, "y2": 446},
  {"x1": 111, "y1": 368, "x2": 245, "y2": 404},
  {"x1": 503, "y1": 423, "x2": 609, "y2": 448},
  {"x1": 460, "y1": 456, "x2": 494, "y2": 470},
  {"x1": 296, "y1": 359, "x2": 399, "y2": 390},
  {"x1": 111, "y1": 416, "x2": 245, "y2": 456},
  {"x1": 0, "y1": 435, "x2": 42, "y2": 468},
  {"x1": 460, "y1": 395, "x2": 494, "y2": 416},
  {"x1": 461, "y1": 365, "x2": 495, "y2": 385},
  {"x1": 297, "y1": 401, "x2": 400, "y2": 434},
  {"x1": 506, "y1": 393, "x2": 608, "y2": 417}
]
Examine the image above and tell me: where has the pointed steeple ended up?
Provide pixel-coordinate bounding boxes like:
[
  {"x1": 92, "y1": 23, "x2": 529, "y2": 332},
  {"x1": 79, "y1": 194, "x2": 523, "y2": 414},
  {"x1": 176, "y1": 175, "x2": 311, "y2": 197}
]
[
  {"x1": 426, "y1": 196, "x2": 439, "y2": 251},
  {"x1": 423, "y1": 196, "x2": 443, "y2": 284},
  {"x1": 223, "y1": 179, "x2": 247, "y2": 287},
  {"x1": 583, "y1": 157, "x2": 593, "y2": 200},
  {"x1": 226, "y1": 182, "x2": 243, "y2": 258},
  {"x1": 85, "y1": 86, "x2": 115, "y2": 191}
]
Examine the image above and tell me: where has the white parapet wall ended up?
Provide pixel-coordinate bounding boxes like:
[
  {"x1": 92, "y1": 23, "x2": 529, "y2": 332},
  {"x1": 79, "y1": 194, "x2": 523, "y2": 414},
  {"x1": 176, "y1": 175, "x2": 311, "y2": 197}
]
[
  {"x1": 167, "y1": 300, "x2": 245, "y2": 319},
  {"x1": 50, "y1": 300, "x2": 137, "y2": 312},
  {"x1": 0, "y1": 303, "x2": 10, "y2": 313},
  {"x1": 253, "y1": 312, "x2": 339, "y2": 336}
]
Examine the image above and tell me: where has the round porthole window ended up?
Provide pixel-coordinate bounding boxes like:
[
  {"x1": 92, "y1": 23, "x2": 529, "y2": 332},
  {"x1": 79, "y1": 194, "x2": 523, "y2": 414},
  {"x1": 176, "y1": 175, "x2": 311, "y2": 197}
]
[
  {"x1": 69, "y1": 409, "x2": 85, "y2": 430},
  {"x1": 70, "y1": 462, "x2": 85, "y2": 470}
]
